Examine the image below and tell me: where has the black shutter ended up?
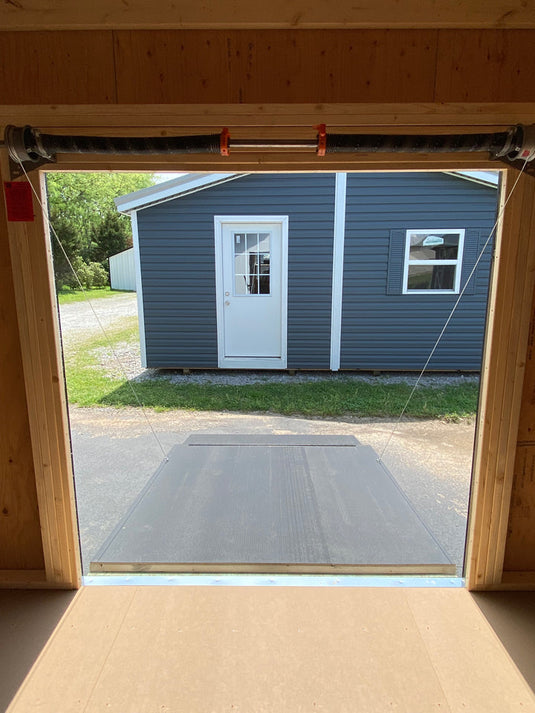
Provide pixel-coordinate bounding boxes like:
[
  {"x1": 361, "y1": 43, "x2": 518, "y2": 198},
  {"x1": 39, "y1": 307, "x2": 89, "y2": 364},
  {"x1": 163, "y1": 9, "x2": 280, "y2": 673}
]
[
  {"x1": 387, "y1": 229, "x2": 406, "y2": 294},
  {"x1": 460, "y1": 229, "x2": 480, "y2": 295}
]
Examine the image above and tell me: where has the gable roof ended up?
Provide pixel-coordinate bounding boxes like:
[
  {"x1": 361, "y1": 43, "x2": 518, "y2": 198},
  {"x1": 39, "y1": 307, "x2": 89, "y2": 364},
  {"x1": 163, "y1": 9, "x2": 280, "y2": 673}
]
[
  {"x1": 114, "y1": 173, "x2": 244, "y2": 214},
  {"x1": 115, "y1": 169, "x2": 498, "y2": 215}
]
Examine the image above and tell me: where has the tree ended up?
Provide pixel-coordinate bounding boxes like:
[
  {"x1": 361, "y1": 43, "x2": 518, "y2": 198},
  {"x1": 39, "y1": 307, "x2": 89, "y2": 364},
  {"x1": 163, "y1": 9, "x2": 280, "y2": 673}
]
[
  {"x1": 46, "y1": 173, "x2": 154, "y2": 289},
  {"x1": 89, "y1": 211, "x2": 132, "y2": 268}
]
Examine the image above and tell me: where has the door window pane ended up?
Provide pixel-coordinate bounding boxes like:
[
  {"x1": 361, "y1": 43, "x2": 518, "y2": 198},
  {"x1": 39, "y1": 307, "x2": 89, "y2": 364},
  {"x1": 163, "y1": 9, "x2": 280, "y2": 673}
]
[{"x1": 233, "y1": 230, "x2": 271, "y2": 295}]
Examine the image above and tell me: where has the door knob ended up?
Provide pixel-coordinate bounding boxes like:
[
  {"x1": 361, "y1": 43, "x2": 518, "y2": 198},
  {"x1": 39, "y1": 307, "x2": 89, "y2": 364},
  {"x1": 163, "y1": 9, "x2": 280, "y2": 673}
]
[
  {"x1": 225, "y1": 300, "x2": 230, "y2": 306},
  {"x1": 225, "y1": 291, "x2": 230, "y2": 296}
]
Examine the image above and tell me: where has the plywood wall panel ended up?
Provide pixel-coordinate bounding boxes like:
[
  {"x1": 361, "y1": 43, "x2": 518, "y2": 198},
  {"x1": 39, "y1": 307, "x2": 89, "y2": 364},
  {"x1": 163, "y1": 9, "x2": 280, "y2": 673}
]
[
  {"x1": 114, "y1": 30, "x2": 438, "y2": 104},
  {"x1": 114, "y1": 31, "x2": 232, "y2": 104},
  {"x1": 0, "y1": 187, "x2": 44, "y2": 570},
  {"x1": 228, "y1": 30, "x2": 438, "y2": 103},
  {"x1": 0, "y1": 31, "x2": 116, "y2": 104},
  {"x1": 435, "y1": 30, "x2": 535, "y2": 102}
]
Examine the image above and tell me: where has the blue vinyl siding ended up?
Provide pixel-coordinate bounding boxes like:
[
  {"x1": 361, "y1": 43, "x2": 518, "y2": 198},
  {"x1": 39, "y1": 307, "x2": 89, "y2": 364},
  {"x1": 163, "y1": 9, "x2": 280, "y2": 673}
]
[
  {"x1": 134, "y1": 171, "x2": 497, "y2": 371},
  {"x1": 340, "y1": 173, "x2": 497, "y2": 370},
  {"x1": 137, "y1": 173, "x2": 335, "y2": 368}
]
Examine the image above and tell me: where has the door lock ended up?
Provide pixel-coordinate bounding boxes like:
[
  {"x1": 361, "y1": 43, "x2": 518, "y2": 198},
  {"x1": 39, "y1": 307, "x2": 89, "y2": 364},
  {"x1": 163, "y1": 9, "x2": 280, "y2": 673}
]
[{"x1": 225, "y1": 291, "x2": 230, "y2": 296}]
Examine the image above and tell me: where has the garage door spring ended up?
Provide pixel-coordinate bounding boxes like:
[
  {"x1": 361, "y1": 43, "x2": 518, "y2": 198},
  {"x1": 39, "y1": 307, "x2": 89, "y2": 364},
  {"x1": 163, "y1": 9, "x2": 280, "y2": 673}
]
[{"x1": 5, "y1": 123, "x2": 535, "y2": 168}]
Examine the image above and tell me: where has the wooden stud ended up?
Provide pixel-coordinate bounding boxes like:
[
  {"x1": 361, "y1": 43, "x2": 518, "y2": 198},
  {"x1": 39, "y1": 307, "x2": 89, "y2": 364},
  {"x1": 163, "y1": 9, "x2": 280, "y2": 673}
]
[
  {"x1": 0, "y1": 172, "x2": 44, "y2": 572},
  {"x1": 0, "y1": 153, "x2": 81, "y2": 589}
]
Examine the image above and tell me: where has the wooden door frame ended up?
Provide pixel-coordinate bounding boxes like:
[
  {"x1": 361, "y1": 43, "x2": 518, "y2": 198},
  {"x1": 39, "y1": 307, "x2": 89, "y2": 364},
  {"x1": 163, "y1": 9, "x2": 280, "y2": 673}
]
[{"x1": 2, "y1": 102, "x2": 534, "y2": 590}]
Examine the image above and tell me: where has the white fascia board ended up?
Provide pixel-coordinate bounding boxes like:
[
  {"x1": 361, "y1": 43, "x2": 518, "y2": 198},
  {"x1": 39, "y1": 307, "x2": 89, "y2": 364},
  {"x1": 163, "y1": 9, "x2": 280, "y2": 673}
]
[
  {"x1": 444, "y1": 170, "x2": 499, "y2": 189},
  {"x1": 330, "y1": 173, "x2": 347, "y2": 372},
  {"x1": 115, "y1": 173, "x2": 244, "y2": 214}
]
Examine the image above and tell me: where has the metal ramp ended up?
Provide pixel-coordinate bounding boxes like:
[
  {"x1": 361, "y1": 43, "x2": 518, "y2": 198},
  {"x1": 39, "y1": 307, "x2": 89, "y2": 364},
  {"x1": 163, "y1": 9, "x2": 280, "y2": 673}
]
[{"x1": 91, "y1": 435, "x2": 454, "y2": 574}]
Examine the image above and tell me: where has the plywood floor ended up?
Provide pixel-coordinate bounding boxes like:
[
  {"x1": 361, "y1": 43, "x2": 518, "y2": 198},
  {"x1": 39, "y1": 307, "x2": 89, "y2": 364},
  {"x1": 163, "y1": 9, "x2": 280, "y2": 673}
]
[{"x1": 6, "y1": 586, "x2": 535, "y2": 713}]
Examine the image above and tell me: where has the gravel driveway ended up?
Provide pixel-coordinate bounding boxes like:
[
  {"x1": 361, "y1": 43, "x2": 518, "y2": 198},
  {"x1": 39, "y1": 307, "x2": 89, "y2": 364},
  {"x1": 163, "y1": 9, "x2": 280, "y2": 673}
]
[{"x1": 59, "y1": 293, "x2": 476, "y2": 577}]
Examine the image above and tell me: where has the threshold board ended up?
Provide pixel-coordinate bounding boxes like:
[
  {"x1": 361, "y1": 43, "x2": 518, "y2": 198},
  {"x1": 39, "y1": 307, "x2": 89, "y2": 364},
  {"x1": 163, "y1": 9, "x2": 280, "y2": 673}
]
[{"x1": 91, "y1": 435, "x2": 454, "y2": 574}]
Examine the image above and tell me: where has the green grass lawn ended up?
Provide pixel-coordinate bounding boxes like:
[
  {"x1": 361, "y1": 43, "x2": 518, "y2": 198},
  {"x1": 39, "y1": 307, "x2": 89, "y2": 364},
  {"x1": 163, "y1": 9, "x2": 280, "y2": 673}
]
[
  {"x1": 57, "y1": 287, "x2": 134, "y2": 305},
  {"x1": 63, "y1": 320, "x2": 480, "y2": 420}
]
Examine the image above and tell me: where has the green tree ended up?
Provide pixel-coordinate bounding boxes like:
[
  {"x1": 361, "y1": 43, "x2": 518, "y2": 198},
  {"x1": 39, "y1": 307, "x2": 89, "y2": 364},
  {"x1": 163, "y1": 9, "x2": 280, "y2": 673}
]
[
  {"x1": 89, "y1": 211, "x2": 132, "y2": 269},
  {"x1": 46, "y1": 172, "x2": 154, "y2": 289}
]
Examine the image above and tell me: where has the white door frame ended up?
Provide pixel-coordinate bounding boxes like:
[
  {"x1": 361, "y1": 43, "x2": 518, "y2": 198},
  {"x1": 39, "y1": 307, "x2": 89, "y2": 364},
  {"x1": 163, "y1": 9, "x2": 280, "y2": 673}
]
[{"x1": 214, "y1": 215, "x2": 289, "y2": 369}]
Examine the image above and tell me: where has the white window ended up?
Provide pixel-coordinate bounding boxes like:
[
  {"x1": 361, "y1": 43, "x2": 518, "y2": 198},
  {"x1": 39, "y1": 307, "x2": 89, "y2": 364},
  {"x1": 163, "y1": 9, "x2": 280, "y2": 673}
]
[{"x1": 402, "y1": 229, "x2": 465, "y2": 294}]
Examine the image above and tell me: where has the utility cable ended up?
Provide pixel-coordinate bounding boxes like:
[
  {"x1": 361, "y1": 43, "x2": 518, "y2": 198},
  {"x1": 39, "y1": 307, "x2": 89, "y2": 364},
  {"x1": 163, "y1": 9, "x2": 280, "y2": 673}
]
[
  {"x1": 17, "y1": 161, "x2": 169, "y2": 462},
  {"x1": 378, "y1": 161, "x2": 530, "y2": 463}
]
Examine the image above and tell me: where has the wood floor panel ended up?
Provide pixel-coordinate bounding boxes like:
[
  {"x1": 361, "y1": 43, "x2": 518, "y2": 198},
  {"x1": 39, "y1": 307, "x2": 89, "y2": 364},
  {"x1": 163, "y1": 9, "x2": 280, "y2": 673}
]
[
  {"x1": 7, "y1": 587, "x2": 535, "y2": 713},
  {"x1": 406, "y1": 588, "x2": 535, "y2": 712},
  {"x1": 7, "y1": 588, "x2": 135, "y2": 713},
  {"x1": 84, "y1": 587, "x2": 449, "y2": 713}
]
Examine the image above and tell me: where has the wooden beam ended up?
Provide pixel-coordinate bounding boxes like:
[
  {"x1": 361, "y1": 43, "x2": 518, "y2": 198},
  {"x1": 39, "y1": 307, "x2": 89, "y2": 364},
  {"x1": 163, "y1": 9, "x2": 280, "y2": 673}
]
[
  {"x1": 1, "y1": 0, "x2": 535, "y2": 30},
  {"x1": 467, "y1": 170, "x2": 535, "y2": 590},
  {"x1": 2, "y1": 102, "x2": 535, "y2": 131},
  {"x1": 0, "y1": 153, "x2": 81, "y2": 589}
]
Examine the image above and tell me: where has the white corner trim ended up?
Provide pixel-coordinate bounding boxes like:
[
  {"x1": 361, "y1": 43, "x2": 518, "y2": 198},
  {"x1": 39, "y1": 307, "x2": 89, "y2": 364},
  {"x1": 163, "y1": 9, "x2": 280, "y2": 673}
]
[
  {"x1": 131, "y1": 212, "x2": 147, "y2": 368},
  {"x1": 330, "y1": 173, "x2": 347, "y2": 371}
]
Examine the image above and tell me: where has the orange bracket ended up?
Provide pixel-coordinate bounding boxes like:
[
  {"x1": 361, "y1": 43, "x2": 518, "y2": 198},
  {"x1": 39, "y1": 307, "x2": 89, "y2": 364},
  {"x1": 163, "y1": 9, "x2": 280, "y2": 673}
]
[
  {"x1": 220, "y1": 128, "x2": 230, "y2": 156},
  {"x1": 316, "y1": 124, "x2": 327, "y2": 157}
]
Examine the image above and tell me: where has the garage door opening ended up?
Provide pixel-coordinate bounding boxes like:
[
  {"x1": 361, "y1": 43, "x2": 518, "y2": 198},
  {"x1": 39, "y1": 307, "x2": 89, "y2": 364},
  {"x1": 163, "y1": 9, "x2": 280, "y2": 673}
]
[{"x1": 37, "y1": 166, "x2": 503, "y2": 580}]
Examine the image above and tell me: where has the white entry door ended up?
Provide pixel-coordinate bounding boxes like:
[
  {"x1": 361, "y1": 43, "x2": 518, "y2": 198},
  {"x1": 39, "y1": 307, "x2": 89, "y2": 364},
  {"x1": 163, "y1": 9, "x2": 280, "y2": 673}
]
[{"x1": 215, "y1": 216, "x2": 288, "y2": 369}]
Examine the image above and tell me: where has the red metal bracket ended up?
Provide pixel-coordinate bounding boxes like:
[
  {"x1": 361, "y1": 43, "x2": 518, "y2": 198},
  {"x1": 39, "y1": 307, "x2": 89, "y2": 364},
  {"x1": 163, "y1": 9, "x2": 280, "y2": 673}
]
[
  {"x1": 316, "y1": 124, "x2": 327, "y2": 157},
  {"x1": 220, "y1": 128, "x2": 230, "y2": 157}
]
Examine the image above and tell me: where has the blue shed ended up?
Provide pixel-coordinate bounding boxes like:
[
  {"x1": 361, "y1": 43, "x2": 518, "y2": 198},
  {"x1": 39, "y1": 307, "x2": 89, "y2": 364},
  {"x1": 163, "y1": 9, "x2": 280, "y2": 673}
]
[{"x1": 115, "y1": 171, "x2": 498, "y2": 372}]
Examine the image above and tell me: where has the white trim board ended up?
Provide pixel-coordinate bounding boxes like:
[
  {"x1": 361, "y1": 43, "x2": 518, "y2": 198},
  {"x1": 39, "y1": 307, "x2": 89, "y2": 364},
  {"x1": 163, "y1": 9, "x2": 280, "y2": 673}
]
[
  {"x1": 115, "y1": 173, "x2": 245, "y2": 214},
  {"x1": 214, "y1": 215, "x2": 288, "y2": 369},
  {"x1": 330, "y1": 173, "x2": 347, "y2": 371},
  {"x1": 130, "y1": 212, "x2": 147, "y2": 368}
]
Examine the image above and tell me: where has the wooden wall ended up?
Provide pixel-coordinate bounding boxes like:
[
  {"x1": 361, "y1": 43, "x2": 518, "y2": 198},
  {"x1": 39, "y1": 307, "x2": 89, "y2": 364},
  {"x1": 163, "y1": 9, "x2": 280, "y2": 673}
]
[
  {"x1": 1, "y1": 23, "x2": 535, "y2": 588},
  {"x1": 1, "y1": 30, "x2": 534, "y2": 105}
]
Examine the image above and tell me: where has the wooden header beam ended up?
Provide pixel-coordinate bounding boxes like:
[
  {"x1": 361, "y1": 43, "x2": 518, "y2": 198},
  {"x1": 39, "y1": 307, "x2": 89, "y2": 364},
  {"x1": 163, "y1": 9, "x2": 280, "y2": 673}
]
[{"x1": 1, "y1": 0, "x2": 535, "y2": 30}]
